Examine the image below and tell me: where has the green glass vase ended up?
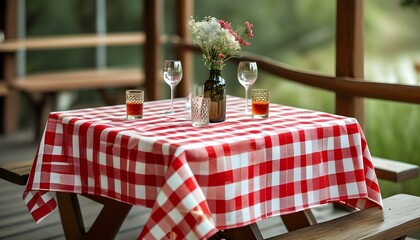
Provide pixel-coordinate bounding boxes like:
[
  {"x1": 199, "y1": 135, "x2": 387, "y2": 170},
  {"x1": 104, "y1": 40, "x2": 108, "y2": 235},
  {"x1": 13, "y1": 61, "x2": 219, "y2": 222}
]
[{"x1": 203, "y1": 70, "x2": 226, "y2": 122}]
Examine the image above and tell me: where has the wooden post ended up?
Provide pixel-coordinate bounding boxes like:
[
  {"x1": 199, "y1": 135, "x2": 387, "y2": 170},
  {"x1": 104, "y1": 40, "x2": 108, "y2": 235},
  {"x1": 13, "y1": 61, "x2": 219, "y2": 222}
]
[
  {"x1": 335, "y1": 0, "x2": 365, "y2": 127},
  {"x1": 175, "y1": 0, "x2": 194, "y2": 97},
  {"x1": 144, "y1": 0, "x2": 162, "y2": 100},
  {"x1": 1, "y1": 0, "x2": 19, "y2": 134}
]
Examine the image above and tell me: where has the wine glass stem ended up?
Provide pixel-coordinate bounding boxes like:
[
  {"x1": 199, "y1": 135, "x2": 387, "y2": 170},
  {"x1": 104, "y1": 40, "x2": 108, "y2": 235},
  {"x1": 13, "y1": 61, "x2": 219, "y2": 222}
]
[
  {"x1": 170, "y1": 85, "x2": 175, "y2": 112},
  {"x1": 245, "y1": 86, "x2": 250, "y2": 113}
]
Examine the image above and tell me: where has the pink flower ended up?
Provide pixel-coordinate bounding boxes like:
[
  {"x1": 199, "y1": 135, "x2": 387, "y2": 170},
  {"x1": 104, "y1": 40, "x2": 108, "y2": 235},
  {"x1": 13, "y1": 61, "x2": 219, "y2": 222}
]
[
  {"x1": 217, "y1": 18, "x2": 253, "y2": 47},
  {"x1": 217, "y1": 20, "x2": 231, "y2": 30},
  {"x1": 245, "y1": 21, "x2": 254, "y2": 38},
  {"x1": 218, "y1": 53, "x2": 225, "y2": 59}
]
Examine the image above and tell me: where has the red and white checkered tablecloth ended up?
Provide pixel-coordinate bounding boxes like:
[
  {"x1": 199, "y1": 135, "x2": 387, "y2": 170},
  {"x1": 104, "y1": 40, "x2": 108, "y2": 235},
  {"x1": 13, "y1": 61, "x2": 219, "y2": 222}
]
[{"x1": 23, "y1": 96, "x2": 382, "y2": 240}]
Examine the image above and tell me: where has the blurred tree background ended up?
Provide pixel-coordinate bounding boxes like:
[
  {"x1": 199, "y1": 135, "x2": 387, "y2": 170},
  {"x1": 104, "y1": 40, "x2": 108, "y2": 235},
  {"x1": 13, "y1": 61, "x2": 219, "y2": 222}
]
[{"x1": 23, "y1": 0, "x2": 419, "y2": 196}]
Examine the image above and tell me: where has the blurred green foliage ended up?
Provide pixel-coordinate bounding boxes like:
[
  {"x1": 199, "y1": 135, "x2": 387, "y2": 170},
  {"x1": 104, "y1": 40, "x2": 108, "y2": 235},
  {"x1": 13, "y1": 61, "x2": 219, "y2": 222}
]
[{"x1": 23, "y1": 0, "x2": 420, "y2": 196}]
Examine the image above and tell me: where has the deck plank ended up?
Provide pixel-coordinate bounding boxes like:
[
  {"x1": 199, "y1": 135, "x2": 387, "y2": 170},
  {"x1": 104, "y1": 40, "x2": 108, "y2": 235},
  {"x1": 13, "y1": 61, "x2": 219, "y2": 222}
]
[{"x1": 0, "y1": 179, "x2": 151, "y2": 240}]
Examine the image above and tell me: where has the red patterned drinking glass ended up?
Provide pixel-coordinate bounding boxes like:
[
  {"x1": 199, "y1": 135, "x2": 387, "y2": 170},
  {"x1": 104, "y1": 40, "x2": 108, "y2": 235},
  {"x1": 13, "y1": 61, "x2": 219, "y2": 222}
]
[
  {"x1": 252, "y1": 89, "x2": 269, "y2": 118},
  {"x1": 126, "y1": 89, "x2": 144, "y2": 120}
]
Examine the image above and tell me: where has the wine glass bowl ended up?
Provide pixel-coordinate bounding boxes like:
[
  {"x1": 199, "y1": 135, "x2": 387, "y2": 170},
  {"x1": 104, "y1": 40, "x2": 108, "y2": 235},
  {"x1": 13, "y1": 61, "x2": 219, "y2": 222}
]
[
  {"x1": 237, "y1": 61, "x2": 258, "y2": 114},
  {"x1": 162, "y1": 60, "x2": 183, "y2": 113}
]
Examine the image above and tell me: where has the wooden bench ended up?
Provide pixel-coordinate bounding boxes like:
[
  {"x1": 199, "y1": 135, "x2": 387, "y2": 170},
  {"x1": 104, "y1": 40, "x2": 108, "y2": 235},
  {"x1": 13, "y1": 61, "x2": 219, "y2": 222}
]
[
  {"x1": 0, "y1": 159, "x2": 33, "y2": 186},
  {"x1": 9, "y1": 68, "x2": 145, "y2": 139},
  {"x1": 11, "y1": 68, "x2": 144, "y2": 93},
  {"x1": 0, "y1": 82, "x2": 8, "y2": 96},
  {"x1": 0, "y1": 33, "x2": 147, "y2": 137},
  {"x1": 372, "y1": 156, "x2": 419, "y2": 183},
  {"x1": 0, "y1": 33, "x2": 146, "y2": 52},
  {"x1": 2, "y1": 157, "x2": 417, "y2": 188},
  {"x1": 269, "y1": 194, "x2": 420, "y2": 240}
]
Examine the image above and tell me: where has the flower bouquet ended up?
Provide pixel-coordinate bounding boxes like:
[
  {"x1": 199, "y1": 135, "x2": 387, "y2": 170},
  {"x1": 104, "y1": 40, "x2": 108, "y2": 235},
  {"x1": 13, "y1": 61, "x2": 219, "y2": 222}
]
[
  {"x1": 187, "y1": 16, "x2": 254, "y2": 70},
  {"x1": 187, "y1": 16, "x2": 254, "y2": 122}
]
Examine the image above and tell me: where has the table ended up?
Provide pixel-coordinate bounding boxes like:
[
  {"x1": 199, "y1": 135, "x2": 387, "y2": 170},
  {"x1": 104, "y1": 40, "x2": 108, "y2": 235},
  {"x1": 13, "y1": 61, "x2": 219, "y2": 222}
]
[{"x1": 23, "y1": 96, "x2": 382, "y2": 239}]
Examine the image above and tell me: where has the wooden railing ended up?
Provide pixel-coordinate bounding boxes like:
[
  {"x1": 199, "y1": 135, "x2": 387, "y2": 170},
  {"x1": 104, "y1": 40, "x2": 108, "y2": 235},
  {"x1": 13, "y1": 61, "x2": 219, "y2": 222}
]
[
  {"x1": 239, "y1": 55, "x2": 420, "y2": 105},
  {"x1": 174, "y1": 41, "x2": 420, "y2": 105},
  {"x1": 171, "y1": 0, "x2": 420, "y2": 127},
  {"x1": 2, "y1": 0, "x2": 419, "y2": 134}
]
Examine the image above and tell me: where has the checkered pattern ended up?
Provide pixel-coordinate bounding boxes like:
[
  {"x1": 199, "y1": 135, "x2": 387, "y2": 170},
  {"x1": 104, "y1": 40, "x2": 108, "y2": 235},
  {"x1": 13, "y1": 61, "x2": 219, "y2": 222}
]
[{"x1": 23, "y1": 96, "x2": 382, "y2": 240}]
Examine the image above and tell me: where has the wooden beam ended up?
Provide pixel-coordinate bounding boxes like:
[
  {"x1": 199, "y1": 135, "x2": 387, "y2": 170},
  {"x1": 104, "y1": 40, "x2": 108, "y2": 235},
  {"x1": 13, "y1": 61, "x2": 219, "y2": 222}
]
[{"x1": 335, "y1": 0, "x2": 365, "y2": 127}]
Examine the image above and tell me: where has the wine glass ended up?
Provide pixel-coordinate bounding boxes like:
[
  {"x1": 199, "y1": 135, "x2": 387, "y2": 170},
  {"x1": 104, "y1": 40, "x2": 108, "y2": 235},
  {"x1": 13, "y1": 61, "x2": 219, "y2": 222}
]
[
  {"x1": 237, "y1": 61, "x2": 258, "y2": 114},
  {"x1": 162, "y1": 60, "x2": 183, "y2": 113}
]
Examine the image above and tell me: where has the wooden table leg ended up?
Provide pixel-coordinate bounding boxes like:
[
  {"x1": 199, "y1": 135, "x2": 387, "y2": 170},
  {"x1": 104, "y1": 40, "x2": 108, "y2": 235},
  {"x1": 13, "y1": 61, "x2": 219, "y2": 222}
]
[
  {"x1": 85, "y1": 195, "x2": 132, "y2": 239},
  {"x1": 56, "y1": 192, "x2": 132, "y2": 240},
  {"x1": 209, "y1": 223, "x2": 264, "y2": 240},
  {"x1": 281, "y1": 209, "x2": 317, "y2": 232},
  {"x1": 209, "y1": 209, "x2": 317, "y2": 240}
]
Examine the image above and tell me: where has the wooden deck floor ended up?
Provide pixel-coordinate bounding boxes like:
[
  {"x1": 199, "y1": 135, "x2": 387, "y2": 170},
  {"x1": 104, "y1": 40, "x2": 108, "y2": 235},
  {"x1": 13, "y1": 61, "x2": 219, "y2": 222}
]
[
  {"x1": 0, "y1": 131, "x2": 152, "y2": 239},
  {"x1": 1, "y1": 131, "x2": 419, "y2": 239},
  {"x1": 0, "y1": 179, "x2": 153, "y2": 240},
  {"x1": 0, "y1": 179, "x2": 351, "y2": 240},
  {"x1": 0, "y1": 131, "x2": 325, "y2": 239}
]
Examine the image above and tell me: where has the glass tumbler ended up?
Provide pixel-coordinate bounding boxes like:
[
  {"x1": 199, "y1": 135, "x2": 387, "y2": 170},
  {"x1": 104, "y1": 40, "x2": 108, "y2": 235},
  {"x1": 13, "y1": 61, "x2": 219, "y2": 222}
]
[
  {"x1": 126, "y1": 89, "x2": 144, "y2": 120},
  {"x1": 252, "y1": 89, "x2": 270, "y2": 118},
  {"x1": 191, "y1": 96, "x2": 210, "y2": 127}
]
